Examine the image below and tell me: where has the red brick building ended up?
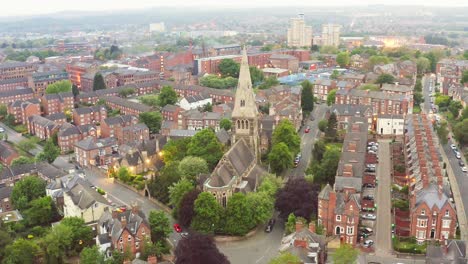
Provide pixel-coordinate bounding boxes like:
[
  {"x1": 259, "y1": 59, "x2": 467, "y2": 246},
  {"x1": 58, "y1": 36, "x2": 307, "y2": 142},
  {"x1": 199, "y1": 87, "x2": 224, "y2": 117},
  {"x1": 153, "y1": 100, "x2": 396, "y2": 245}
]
[
  {"x1": 0, "y1": 141, "x2": 19, "y2": 165},
  {"x1": 161, "y1": 104, "x2": 182, "y2": 122},
  {"x1": 101, "y1": 115, "x2": 139, "y2": 139},
  {"x1": 7, "y1": 99, "x2": 41, "y2": 125},
  {"x1": 118, "y1": 123, "x2": 150, "y2": 145},
  {"x1": 66, "y1": 62, "x2": 98, "y2": 89},
  {"x1": 41, "y1": 92, "x2": 74, "y2": 115},
  {"x1": 0, "y1": 78, "x2": 30, "y2": 93},
  {"x1": 193, "y1": 55, "x2": 242, "y2": 75},
  {"x1": 57, "y1": 124, "x2": 97, "y2": 153},
  {"x1": 32, "y1": 71, "x2": 69, "y2": 96},
  {"x1": 103, "y1": 96, "x2": 151, "y2": 116},
  {"x1": 73, "y1": 106, "x2": 107, "y2": 126},
  {"x1": 0, "y1": 61, "x2": 35, "y2": 81},
  {"x1": 74, "y1": 137, "x2": 117, "y2": 167},
  {"x1": 0, "y1": 88, "x2": 34, "y2": 105},
  {"x1": 313, "y1": 79, "x2": 337, "y2": 101},
  {"x1": 269, "y1": 54, "x2": 299, "y2": 73},
  {"x1": 27, "y1": 115, "x2": 60, "y2": 140}
]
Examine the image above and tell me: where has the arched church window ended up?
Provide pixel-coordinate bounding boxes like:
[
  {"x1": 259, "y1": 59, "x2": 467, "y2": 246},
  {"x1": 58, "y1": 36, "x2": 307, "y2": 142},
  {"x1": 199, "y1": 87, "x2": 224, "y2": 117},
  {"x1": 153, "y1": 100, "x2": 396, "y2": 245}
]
[
  {"x1": 237, "y1": 120, "x2": 241, "y2": 129},
  {"x1": 245, "y1": 120, "x2": 249, "y2": 130},
  {"x1": 241, "y1": 100, "x2": 245, "y2": 107},
  {"x1": 241, "y1": 120, "x2": 245, "y2": 129}
]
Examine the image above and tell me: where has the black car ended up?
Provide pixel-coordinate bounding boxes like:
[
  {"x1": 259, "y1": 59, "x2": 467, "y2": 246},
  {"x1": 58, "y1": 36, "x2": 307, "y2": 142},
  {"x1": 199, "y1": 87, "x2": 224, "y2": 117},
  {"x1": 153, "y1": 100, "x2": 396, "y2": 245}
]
[
  {"x1": 460, "y1": 160, "x2": 465, "y2": 167},
  {"x1": 363, "y1": 195, "x2": 374, "y2": 201},
  {"x1": 363, "y1": 183, "x2": 375, "y2": 188},
  {"x1": 265, "y1": 218, "x2": 276, "y2": 233}
]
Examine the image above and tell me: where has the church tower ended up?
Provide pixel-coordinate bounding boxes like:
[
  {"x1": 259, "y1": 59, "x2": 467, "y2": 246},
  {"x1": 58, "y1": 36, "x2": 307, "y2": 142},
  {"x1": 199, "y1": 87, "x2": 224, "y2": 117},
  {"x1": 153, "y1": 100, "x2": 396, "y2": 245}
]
[{"x1": 231, "y1": 46, "x2": 259, "y2": 159}]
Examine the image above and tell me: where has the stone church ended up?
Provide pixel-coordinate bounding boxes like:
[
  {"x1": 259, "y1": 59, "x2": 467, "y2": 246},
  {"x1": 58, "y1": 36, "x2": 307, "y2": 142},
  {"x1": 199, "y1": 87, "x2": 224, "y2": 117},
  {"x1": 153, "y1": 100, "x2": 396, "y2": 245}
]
[{"x1": 203, "y1": 47, "x2": 266, "y2": 207}]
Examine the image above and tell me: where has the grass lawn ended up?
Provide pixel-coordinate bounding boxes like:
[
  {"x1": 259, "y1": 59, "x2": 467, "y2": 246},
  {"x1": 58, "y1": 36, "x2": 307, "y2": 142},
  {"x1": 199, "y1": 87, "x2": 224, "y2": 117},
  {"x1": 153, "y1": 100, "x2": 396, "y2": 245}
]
[
  {"x1": 326, "y1": 142, "x2": 343, "y2": 151},
  {"x1": 413, "y1": 105, "x2": 421, "y2": 114}
]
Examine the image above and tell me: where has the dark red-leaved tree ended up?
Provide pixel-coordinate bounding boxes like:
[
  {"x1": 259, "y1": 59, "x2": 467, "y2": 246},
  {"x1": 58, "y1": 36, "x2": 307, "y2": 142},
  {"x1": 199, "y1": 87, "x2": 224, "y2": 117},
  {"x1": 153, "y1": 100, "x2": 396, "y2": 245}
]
[
  {"x1": 178, "y1": 189, "x2": 200, "y2": 228},
  {"x1": 175, "y1": 232, "x2": 230, "y2": 264},
  {"x1": 274, "y1": 178, "x2": 321, "y2": 221}
]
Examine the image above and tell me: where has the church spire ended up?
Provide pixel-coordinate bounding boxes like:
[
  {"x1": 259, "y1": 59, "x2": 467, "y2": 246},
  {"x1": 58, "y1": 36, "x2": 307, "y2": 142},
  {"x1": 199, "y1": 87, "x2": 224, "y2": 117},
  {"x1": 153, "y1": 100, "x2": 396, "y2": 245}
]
[{"x1": 232, "y1": 46, "x2": 258, "y2": 119}]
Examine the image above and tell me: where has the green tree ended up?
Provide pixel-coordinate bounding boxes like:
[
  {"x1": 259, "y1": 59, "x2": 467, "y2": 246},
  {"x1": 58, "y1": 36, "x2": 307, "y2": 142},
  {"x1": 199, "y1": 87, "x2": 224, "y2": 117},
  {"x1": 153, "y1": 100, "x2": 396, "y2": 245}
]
[
  {"x1": 0, "y1": 228, "x2": 13, "y2": 260},
  {"x1": 326, "y1": 112, "x2": 338, "y2": 141},
  {"x1": 139, "y1": 94, "x2": 159, "y2": 107},
  {"x1": 268, "y1": 142, "x2": 293, "y2": 174},
  {"x1": 199, "y1": 75, "x2": 238, "y2": 89},
  {"x1": 327, "y1": 89, "x2": 337, "y2": 106},
  {"x1": 191, "y1": 192, "x2": 223, "y2": 234},
  {"x1": 61, "y1": 217, "x2": 94, "y2": 253},
  {"x1": 218, "y1": 59, "x2": 240, "y2": 77},
  {"x1": 178, "y1": 156, "x2": 209, "y2": 183},
  {"x1": 415, "y1": 79, "x2": 423, "y2": 92},
  {"x1": 376, "y1": 73, "x2": 395, "y2": 85},
  {"x1": 219, "y1": 118, "x2": 232, "y2": 131},
  {"x1": 115, "y1": 166, "x2": 132, "y2": 182},
  {"x1": 11, "y1": 176, "x2": 46, "y2": 210},
  {"x1": 158, "y1": 86, "x2": 178, "y2": 107},
  {"x1": 312, "y1": 139, "x2": 327, "y2": 161},
  {"x1": 359, "y1": 84, "x2": 380, "y2": 91},
  {"x1": 258, "y1": 76, "x2": 279, "y2": 90},
  {"x1": 285, "y1": 213, "x2": 297, "y2": 234},
  {"x1": 269, "y1": 252, "x2": 301, "y2": 264},
  {"x1": 161, "y1": 138, "x2": 191, "y2": 164},
  {"x1": 336, "y1": 52, "x2": 350, "y2": 67},
  {"x1": 436, "y1": 121, "x2": 449, "y2": 145},
  {"x1": 301, "y1": 80, "x2": 314, "y2": 114},
  {"x1": 257, "y1": 174, "x2": 283, "y2": 198},
  {"x1": 453, "y1": 119, "x2": 468, "y2": 146},
  {"x1": 272, "y1": 119, "x2": 300, "y2": 155},
  {"x1": 332, "y1": 244, "x2": 359, "y2": 264},
  {"x1": 139, "y1": 238, "x2": 165, "y2": 260},
  {"x1": 249, "y1": 66, "x2": 264, "y2": 85},
  {"x1": 413, "y1": 92, "x2": 424, "y2": 106},
  {"x1": 11, "y1": 156, "x2": 35, "y2": 167},
  {"x1": 448, "y1": 101, "x2": 463, "y2": 118},
  {"x1": 80, "y1": 246, "x2": 105, "y2": 264},
  {"x1": 435, "y1": 95, "x2": 451, "y2": 109},
  {"x1": 461, "y1": 70, "x2": 468, "y2": 85},
  {"x1": 17, "y1": 138, "x2": 38, "y2": 151},
  {"x1": 369, "y1": 55, "x2": 390, "y2": 69},
  {"x1": 93, "y1": 73, "x2": 106, "y2": 91},
  {"x1": 318, "y1": 119, "x2": 328, "y2": 133},
  {"x1": 24, "y1": 196, "x2": 56, "y2": 226},
  {"x1": 37, "y1": 138, "x2": 60, "y2": 163},
  {"x1": 45, "y1": 80, "x2": 72, "y2": 94},
  {"x1": 169, "y1": 178, "x2": 195, "y2": 210},
  {"x1": 313, "y1": 147, "x2": 341, "y2": 185},
  {"x1": 3, "y1": 238, "x2": 41, "y2": 264},
  {"x1": 44, "y1": 223, "x2": 73, "y2": 262},
  {"x1": 330, "y1": 70, "x2": 340, "y2": 80},
  {"x1": 416, "y1": 57, "x2": 431, "y2": 74},
  {"x1": 72, "y1": 84, "x2": 80, "y2": 97},
  {"x1": 148, "y1": 210, "x2": 172, "y2": 243},
  {"x1": 224, "y1": 193, "x2": 256, "y2": 235},
  {"x1": 149, "y1": 161, "x2": 181, "y2": 204},
  {"x1": 0, "y1": 104, "x2": 7, "y2": 117},
  {"x1": 246, "y1": 192, "x2": 274, "y2": 224},
  {"x1": 139, "y1": 111, "x2": 162, "y2": 134},
  {"x1": 118, "y1": 87, "x2": 135, "y2": 98},
  {"x1": 187, "y1": 128, "x2": 223, "y2": 169},
  {"x1": 201, "y1": 102, "x2": 213, "y2": 112}
]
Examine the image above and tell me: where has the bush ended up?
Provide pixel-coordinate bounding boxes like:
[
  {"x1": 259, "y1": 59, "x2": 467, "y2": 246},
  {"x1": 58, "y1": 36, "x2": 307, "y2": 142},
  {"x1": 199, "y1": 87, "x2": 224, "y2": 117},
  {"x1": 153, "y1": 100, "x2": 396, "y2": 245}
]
[
  {"x1": 135, "y1": 181, "x2": 146, "y2": 190},
  {"x1": 392, "y1": 199, "x2": 409, "y2": 211},
  {"x1": 96, "y1": 188, "x2": 106, "y2": 195}
]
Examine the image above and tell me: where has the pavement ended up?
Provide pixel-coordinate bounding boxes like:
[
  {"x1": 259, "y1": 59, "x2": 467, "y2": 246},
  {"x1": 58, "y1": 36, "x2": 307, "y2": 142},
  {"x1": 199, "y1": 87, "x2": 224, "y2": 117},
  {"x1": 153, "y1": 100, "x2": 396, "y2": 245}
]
[
  {"x1": 373, "y1": 140, "x2": 393, "y2": 257},
  {"x1": 421, "y1": 75, "x2": 468, "y2": 243},
  {"x1": 0, "y1": 121, "x2": 43, "y2": 156},
  {"x1": 290, "y1": 103, "x2": 329, "y2": 178}
]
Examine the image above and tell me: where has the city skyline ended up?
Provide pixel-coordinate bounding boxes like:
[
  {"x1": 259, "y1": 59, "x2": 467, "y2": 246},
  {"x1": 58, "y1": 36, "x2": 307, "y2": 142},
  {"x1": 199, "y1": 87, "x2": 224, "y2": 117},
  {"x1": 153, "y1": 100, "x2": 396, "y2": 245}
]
[{"x1": 2, "y1": 0, "x2": 468, "y2": 17}]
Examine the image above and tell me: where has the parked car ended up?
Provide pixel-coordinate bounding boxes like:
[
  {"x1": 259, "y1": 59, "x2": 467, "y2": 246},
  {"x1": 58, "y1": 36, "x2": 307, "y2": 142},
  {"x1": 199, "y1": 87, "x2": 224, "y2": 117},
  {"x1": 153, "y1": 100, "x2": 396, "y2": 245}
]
[
  {"x1": 362, "y1": 214, "x2": 377, "y2": 220},
  {"x1": 363, "y1": 195, "x2": 374, "y2": 201},
  {"x1": 365, "y1": 168, "x2": 376, "y2": 173},
  {"x1": 305, "y1": 126, "x2": 310, "y2": 133},
  {"x1": 173, "y1": 223, "x2": 182, "y2": 233},
  {"x1": 459, "y1": 160, "x2": 465, "y2": 167},
  {"x1": 366, "y1": 164, "x2": 376, "y2": 168},
  {"x1": 363, "y1": 239, "x2": 374, "y2": 248},
  {"x1": 181, "y1": 232, "x2": 189, "y2": 238},
  {"x1": 361, "y1": 227, "x2": 373, "y2": 235},
  {"x1": 363, "y1": 183, "x2": 376, "y2": 188},
  {"x1": 462, "y1": 167, "x2": 468, "y2": 173},
  {"x1": 456, "y1": 152, "x2": 461, "y2": 159},
  {"x1": 0, "y1": 127, "x2": 4, "y2": 133},
  {"x1": 450, "y1": 144, "x2": 457, "y2": 150},
  {"x1": 265, "y1": 218, "x2": 276, "y2": 233}
]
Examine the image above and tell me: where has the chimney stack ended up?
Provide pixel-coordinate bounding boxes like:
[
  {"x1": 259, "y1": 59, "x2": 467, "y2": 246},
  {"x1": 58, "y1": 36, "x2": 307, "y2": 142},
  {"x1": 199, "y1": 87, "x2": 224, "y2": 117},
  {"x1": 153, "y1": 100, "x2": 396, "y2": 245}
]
[
  {"x1": 309, "y1": 221, "x2": 316, "y2": 233},
  {"x1": 295, "y1": 221, "x2": 304, "y2": 233}
]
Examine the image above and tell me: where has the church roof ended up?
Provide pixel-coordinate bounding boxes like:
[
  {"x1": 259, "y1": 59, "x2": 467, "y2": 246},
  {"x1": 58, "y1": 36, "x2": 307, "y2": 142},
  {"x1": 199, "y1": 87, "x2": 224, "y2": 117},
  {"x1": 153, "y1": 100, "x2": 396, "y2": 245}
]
[{"x1": 231, "y1": 46, "x2": 258, "y2": 119}]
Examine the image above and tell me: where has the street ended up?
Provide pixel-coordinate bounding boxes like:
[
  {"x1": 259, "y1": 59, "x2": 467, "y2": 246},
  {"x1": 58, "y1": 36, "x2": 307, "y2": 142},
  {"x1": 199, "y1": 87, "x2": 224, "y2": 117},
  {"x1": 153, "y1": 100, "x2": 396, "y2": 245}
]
[
  {"x1": 374, "y1": 140, "x2": 393, "y2": 256},
  {"x1": 290, "y1": 103, "x2": 329, "y2": 178},
  {"x1": 0, "y1": 121, "x2": 43, "y2": 156}
]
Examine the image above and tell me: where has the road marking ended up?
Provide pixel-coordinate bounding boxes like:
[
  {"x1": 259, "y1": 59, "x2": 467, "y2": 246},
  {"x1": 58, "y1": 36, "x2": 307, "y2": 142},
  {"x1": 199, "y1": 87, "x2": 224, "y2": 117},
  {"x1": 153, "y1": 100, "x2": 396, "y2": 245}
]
[{"x1": 255, "y1": 256, "x2": 265, "y2": 263}]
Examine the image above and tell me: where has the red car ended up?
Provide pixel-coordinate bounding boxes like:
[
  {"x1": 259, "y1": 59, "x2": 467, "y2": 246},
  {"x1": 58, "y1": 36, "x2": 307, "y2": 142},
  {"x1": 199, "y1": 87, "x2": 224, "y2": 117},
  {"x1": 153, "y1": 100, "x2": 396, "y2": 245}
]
[
  {"x1": 173, "y1": 223, "x2": 182, "y2": 233},
  {"x1": 305, "y1": 126, "x2": 310, "y2": 133}
]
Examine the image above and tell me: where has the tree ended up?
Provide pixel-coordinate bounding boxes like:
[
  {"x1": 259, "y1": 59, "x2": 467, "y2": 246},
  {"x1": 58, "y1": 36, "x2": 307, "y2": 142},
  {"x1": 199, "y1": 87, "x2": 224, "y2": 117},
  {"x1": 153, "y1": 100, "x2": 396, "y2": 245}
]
[
  {"x1": 199, "y1": 75, "x2": 238, "y2": 89},
  {"x1": 415, "y1": 79, "x2": 423, "y2": 92},
  {"x1": 368, "y1": 55, "x2": 390, "y2": 69},
  {"x1": 319, "y1": 45, "x2": 339, "y2": 54},
  {"x1": 93, "y1": 73, "x2": 106, "y2": 91},
  {"x1": 201, "y1": 103, "x2": 212, "y2": 112},
  {"x1": 285, "y1": 213, "x2": 297, "y2": 234},
  {"x1": 139, "y1": 111, "x2": 163, "y2": 134},
  {"x1": 272, "y1": 119, "x2": 301, "y2": 155},
  {"x1": 37, "y1": 138, "x2": 60, "y2": 163},
  {"x1": 435, "y1": 95, "x2": 451, "y2": 109},
  {"x1": 312, "y1": 139, "x2": 327, "y2": 161},
  {"x1": 275, "y1": 178, "x2": 321, "y2": 220},
  {"x1": 178, "y1": 189, "x2": 201, "y2": 227},
  {"x1": 336, "y1": 52, "x2": 350, "y2": 68},
  {"x1": 11, "y1": 176, "x2": 46, "y2": 210},
  {"x1": 169, "y1": 178, "x2": 195, "y2": 212},
  {"x1": 161, "y1": 138, "x2": 191, "y2": 164},
  {"x1": 301, "y1": 80, "x2": 314, "y2": 114},
  {"x1": 187, "y1": 129, "x2": 223, "y2": 169},
  {"x1": 332, "y1": 244, "x2": 359, "y2": 264},
  {"x1": 72, "y1": 84, "x2": 80, "y2": 97},
  {"x1": 191, "y1": 192, "x2": 223, "y2": 234},
  {"x1": 178, "y1": 156, "x2": 209, "y2": 183},
  {"x1": 330, "y1": 70, "x2": 340, "y2": 80},
  {"x1": 327, "y1": 89, "x2": 337, "y2": 106},
  {"x1": 268, "y1": 142, "x2": 293, "y2": 174},
  {"x1": 118, "y1": 87, "x2": 135, "y2": 98},
  {"x1": 174, "y1": 232, "x2": 229, "y2": 264},
  {"x1": 61, "y1": 217, "x2": 94, "y2": 253},
  {"x1": 257, "y1": 174, "x2": 283, "y2": 198},
  {"x1": 0, "y1": 104, "x2": 7, "y2": 117},
  {"x1": 224, "y1": 193, "x2": 256, "y2": 235},
  {"x1": 448, "y1": 101, "x2": 463, "y2": 118},
  {"x1": 414, "y1": 92, "x2": 424, "y2": 106},
  {"x1": 453, "y1": 119, "x2": 468, "y2": 146},
  {"x1": 11, "y1": 156, "x2": 35, "y2": 167},
  {"x1": 416, "y1": 57, "x2": 431, "y2": 74},
  {"x1": 149, "y1": 161, "x2": 181, "y2": 204},
  {"x1": 218, "y1": 59, "x2": 240, "y2": 77},
  {"x1": 3, "y1": 238, "x2": 41, "y2": 264},
  {"x1": 139, "y1": 238, "x2": 166, "y2": 260},
  {"x1": 359, "y1": 84, "x2": 380, "y2": 91},
  {"x1": 249, "y1": 66, "x2": 264, "y2": 85},
  {"x1": 269, "y1": 252, "x2": 301, "y2": 264},
  {"x1": 24, "y1": 196, "x2": 56, "y2": 226},
  {"x1": 318, "y1": 119, "x2": 328, "y2": 133},
  {"x1": 45, "y1": 80, "x2": 72, "y2": 94},
  {"x1": 258, "y1": 76, "x2": 279, "y2": 90},
  {"x1": 115, "y1": 166, "x2": 132, "y2": 182},
  {"x1": 44, "y1": 223, "x2": 73, "y2": 262},
  {"x1": 148, "y1": 210, "x2": 172, "y2": 243},
  {"x1": 0, "y1": 228, "x2": 13, "y2": 260},
  {"x1": 376, "y1": 73, "x2": 395, "y2": 85},
  {"x1": 313, "y1": 147, "x2": 341, "y2": 185},
  {"x1": 461, "y1": 70, "x2": 468, "y2": 85},
  {"x1": 158, "y1": 86, "x2": 178, "y2": 107},
  {"x1": 326, "y1": 112, "x2": 338, "y2": 141},
  {"x1": 246, "y1": 191, "x2": 274, "y2": 224},
  {"x1": 80, "y1": 246, "x2": 105, "y2": 264},
  {"x1": 436, "y1": 121, "x2": 449, "y2": 145},
  {"x1": 219, "y1": 118, "x2": 232, "y2": 131}
]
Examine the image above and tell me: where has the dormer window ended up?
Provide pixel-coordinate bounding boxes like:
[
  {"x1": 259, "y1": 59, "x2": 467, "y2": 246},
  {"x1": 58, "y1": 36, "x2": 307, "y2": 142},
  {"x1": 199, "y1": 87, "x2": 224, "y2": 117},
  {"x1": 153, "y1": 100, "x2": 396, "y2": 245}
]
[
  {"x1": 336, "y1": 215, "x2": 341, "y2": 222},
  {"x1": 445, "y1": 210, "x2": 449, "y2": 217}
]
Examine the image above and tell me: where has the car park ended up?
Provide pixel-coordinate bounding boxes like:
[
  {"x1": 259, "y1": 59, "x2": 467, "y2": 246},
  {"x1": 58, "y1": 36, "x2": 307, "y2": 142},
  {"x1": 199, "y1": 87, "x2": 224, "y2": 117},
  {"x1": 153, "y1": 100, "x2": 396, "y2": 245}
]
[
  {"x1": 362, "y1": 214, "x2": 377, "y2": 220},
  {"x1": 265, "y1": 218, "x2": 276, "y2": 233}
]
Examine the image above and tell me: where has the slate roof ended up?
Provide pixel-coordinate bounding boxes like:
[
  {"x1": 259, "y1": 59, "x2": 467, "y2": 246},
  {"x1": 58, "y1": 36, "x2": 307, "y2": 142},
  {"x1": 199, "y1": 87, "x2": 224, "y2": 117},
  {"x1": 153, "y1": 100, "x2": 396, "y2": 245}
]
[
  {"x1": 44, "y1": 92, "x2": 73, "y2": 101},
  {"x1": 0, "y1": 87, "x2": 33, "y2": 98},
  {"x1": 122, "y1": 123, "x2": 149, "y2": 133},
  {"x1": 415, "y1": 184, "x2": 451, "y2": 210},
  {"x1": 0, "y1": 61, "x2": 30, "y2": 69},
  {"x1": 103, "y1": 115, "x2": 137, "y2": 126},
  {"x1": 0, "y1": 77, "x2": 28, "y2": 85},
  {"x1": 426, "y1": 240, "x2": 466, "y2": 264},
  {"x1": 0, "y1": 141, "x2": 17, "y2": 160},
  {"x1": 67, "y1": 180, "x2": 110, "y2": 209},
  {"x1": 0, "y1": 186, "x2": 12, "y2": 200},
  {"x1": 45, "y1": 112, "x2": 67, "y2": 121},
  {"x1": 28, "y1": 115, "x2": 58, "y2": 128},
  {"x1": 98, "y1": 208, "x2": 149, "y2": 244},
  {"x1": 103, "y1": 96, "x2": 152, "y2": 113},
  {"x1": 183, "y1": 93, "x2": 210, "y2": 103},
  {"x1": 75, "y1": 137, "x2": 116, "y2": 151},
  {"x1": 318, "y1": 184, "x2": 333, "y2": 200},
  {"x1": 0, "y1": 162, "x2": 65, "y2": 181},
  {"x1": 330, "y1": 104, "x2": 372, "y2": 116},
  {"x1": 74, "y1": 105, "x2": 105, "y2": 115},
  {"x1": 161, "y1": 104, "x2": 179, "y2": 112}
]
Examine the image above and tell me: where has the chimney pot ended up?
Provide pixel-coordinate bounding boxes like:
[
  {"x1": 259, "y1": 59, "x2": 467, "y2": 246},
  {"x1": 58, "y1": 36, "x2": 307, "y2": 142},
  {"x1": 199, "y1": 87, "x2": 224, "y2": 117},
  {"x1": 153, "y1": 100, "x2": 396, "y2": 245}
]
[
  {"x1": 295, "y1": 221, "x2": 304, "y2": 233},
  {"x1": 309, "y1": 222, "x2": 316, "y2": 233}
]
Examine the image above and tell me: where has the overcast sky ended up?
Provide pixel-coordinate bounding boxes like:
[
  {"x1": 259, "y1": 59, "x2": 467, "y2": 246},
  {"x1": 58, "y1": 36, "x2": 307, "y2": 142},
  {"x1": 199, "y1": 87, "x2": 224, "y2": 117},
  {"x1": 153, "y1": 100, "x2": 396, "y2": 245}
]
[{"x1": 2, "y1": 0, "x2": 468, "y2": 17}]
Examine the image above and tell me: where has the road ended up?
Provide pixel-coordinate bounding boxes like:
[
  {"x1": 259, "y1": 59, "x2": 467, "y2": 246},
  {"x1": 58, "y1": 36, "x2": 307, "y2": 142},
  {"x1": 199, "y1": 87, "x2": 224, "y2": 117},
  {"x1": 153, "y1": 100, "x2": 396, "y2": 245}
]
[
  {"x1": 0, "y1": 121, "x2": 43, "y2": 156},
  {"x1": 421, "y1": 75, "x2": 468, "y2": 243},
  {"x1": 290, "y1": 103, "x2": 329, "y2": 178},
  {"x1": 374, "y1": 140, "x2": 393, "y2": 256}
]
